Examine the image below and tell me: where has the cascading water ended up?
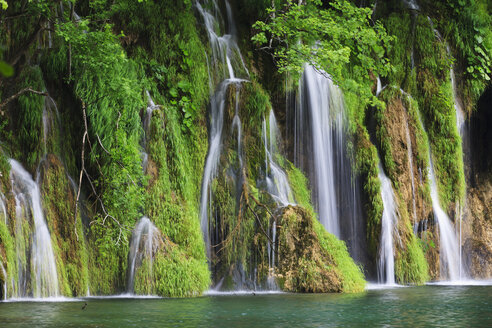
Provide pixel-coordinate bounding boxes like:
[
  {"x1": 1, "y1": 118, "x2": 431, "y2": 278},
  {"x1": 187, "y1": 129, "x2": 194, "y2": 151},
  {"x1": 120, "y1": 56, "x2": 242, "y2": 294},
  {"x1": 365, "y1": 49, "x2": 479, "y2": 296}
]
[
  {"x1": 448, "y1": 48, "x2": 468, "y2": 279},
  {"x1": 402, "y1": 0, "x2": 419, "y2": 10},
  {"x1": 298, "y1": 66, "x2": 344, "y2": 236},
  {"x1": 377, "y1": 163, "x2": 399, "y2": 285},
  {"x1": 127, "y1": 216, "x2": 160, "y2": 294},
  {"x1": 427, "y1": 152, "x2": 460, "y2": 281},
  {"x1": 196, "y1": 0, "x2": 249, "y2": 257},
  {"x1": 42, "y1": 96, "x2": 60, "y2": 155},
  {"x1": 9, "y1": 159, "x2": 59, "y2": 298},
  {"x1": 261, "y1": 110, "x2": 294, "y2": 290},
  {"x1": 141, "y1": 91, "x2": 158, "y2": 173},
  {"x1": 292, "y1": 65, "x2": 364, "y2": 262},
  {"x1": 262, "y1": 110, "x2": 295, "y2": 206}
]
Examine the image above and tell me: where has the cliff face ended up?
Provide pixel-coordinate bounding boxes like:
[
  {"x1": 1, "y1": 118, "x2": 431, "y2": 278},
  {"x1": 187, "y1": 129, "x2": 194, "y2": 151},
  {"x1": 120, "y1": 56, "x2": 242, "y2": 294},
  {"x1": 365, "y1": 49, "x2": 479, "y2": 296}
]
[{"x1": 0, "y1": 0, "x2": 491, "y2": 298}]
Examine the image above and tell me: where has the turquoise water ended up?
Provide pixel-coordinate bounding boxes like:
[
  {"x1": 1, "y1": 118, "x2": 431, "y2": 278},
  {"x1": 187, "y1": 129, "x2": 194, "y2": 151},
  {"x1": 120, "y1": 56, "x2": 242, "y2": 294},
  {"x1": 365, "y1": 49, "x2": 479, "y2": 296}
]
[{"x1": 0, "y1": 285, "x2": 491, "y2": 327}]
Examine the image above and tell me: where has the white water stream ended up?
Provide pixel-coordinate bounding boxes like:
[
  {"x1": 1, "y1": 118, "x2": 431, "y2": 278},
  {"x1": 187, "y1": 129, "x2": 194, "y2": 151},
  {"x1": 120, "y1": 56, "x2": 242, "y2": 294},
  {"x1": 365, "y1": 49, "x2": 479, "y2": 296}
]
[
  {"x1": 10, "y1": 159, "x2": 59, "y2": 298},
  {"x1": 377, "y1": 163, "x2": 399, "y2": 285},
  {"x1": 427, "y1": 153, "x2": 460, "y2": 281},
  {"x1": 127, "y1": 216, "x2": 160, "y2": 294},
  {"x1": 262, "y1": 111, "x2": 295, "y2": 206},
  {"x1": 197, "y1": 0, "x2": 249, "y2": 256}
]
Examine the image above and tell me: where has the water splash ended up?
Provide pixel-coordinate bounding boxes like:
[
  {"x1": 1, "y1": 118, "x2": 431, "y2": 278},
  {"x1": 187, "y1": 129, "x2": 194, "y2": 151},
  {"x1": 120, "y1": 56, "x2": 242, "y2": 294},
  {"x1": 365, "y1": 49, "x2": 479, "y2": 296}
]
[
  {"x1": 377, "y1": 163, "x2": 399, "y2": 285},
  {"x1": 127, "y1": 216, "x2": 160, "y2": 294},
  {"x1": 10, "y1": 159, "x2": 59, "y2": 298}
]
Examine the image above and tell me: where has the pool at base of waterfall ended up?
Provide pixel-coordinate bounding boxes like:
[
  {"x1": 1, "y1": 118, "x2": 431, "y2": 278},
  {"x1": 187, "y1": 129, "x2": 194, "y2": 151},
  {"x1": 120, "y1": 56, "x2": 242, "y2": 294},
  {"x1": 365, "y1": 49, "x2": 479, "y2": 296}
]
[{"x1": 0, "y1": 285, "x2": 491, "y2": 327}]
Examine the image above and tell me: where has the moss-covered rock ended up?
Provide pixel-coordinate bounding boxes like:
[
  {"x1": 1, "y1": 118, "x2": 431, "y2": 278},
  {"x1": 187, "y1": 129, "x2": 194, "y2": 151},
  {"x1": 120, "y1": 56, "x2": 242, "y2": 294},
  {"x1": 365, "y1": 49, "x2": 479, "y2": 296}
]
[
  {"x1": 276, "y1": 206, "x2": 365, "y2": 293},
  {"x1": 39, "y1": 154, "x2": 89, "y2": 296}
]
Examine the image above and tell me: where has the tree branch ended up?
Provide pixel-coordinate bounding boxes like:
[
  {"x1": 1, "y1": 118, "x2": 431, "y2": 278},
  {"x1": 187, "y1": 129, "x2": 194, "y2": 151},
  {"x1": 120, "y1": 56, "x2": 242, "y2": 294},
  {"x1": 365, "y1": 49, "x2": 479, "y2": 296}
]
[{"x1": 0, "y1": 87, "x2": 48, "y2": 114}]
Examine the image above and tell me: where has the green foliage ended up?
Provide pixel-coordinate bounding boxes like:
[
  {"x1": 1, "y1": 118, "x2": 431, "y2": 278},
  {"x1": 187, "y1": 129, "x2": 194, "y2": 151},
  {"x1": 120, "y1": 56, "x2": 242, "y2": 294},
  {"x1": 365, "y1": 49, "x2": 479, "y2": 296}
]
[
  {"x1": 424, "y1": 0, "x2": 492, "y2": 104},
  {"x1": 111, "y1": 0, "x2": 210, "y2": 131},
  {"x1": 313, "y1": 219, "x2": 366, "y2": 292},
  {"x1": 412, "y1": 15, "x2": 465, "y2": 208},
  {"x1": 0, "y1": 218, "x2": 17, "y2": 298},
  {"x1": 285, "y1": 161, "x2": 314, "y2": 214},
  {"x1": 395, "y1": 232, "x2": 430, "y2": 285},
  {"x1": 40, "y1": 156, "x2": 89, "y2": 296},
  {"x1": 15, "y1": 66, "x2": 46, "y2": 169},
  {"x1": 135, "y1": 248, "x2": 209, "y2": 297},
  {"x1": 285, "y1": 161, "x2": 365, "y2": 292},
  {"x1": 253, "y1": 0, "x2": 392, "y2": 110},
  {"x1": 354, "y1": 125, "x2": 383, "y2": 258}
]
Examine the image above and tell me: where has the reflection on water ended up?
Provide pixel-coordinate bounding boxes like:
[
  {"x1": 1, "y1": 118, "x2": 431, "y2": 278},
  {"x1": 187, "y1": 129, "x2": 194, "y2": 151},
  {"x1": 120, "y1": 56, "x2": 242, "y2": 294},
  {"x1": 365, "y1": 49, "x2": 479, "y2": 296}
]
[{"x1": 0, "y1": 286, "x2": 491, "y2": 327}]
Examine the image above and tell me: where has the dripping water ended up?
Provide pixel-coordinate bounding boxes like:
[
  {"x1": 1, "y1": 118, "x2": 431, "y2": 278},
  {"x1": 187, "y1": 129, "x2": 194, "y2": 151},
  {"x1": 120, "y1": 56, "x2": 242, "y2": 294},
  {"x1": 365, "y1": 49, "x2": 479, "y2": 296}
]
[{"x1": 127, "y1": 216, "x2": 160, "y2": 294}]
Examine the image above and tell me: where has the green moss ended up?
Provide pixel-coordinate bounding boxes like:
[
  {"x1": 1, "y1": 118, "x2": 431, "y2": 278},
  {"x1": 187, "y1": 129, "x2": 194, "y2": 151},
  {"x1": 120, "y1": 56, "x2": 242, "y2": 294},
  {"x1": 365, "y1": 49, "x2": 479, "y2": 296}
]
[
  {"x1": 395, "y1": 232, "x2": 430, "y2": 285},
  {"x1": 285, "y1": 161, "x2": 314, "y2": 214},
  {"x1": 413, "y1": 14, "x2": 465, "y2": 209},
  {"x1": 13, "y1": 66, "x2": 46, "y2": 170},
  {"x1": 285, "y1": 159, "x2": 365, "y2": 292},
  {"x1": 354, "y1": 125, "x2": 383, "y2": 258},
  {"x1": 40, "y1": 155, "x2": 89, "y2": 296},
  {"x1": 0, "y1": 218, "x2": 17, "y2": 298},
  {"x1": 277, "y1": 206, "x2": 365, "y2": 293},
  {"x1": 135, "y1": 246, "x2": 210, "y2": 297}
]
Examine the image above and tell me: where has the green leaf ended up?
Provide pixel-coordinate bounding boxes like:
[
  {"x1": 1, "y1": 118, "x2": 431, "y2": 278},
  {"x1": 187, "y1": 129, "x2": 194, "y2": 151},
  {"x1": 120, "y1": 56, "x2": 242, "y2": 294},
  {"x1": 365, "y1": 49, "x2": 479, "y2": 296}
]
[{"x1": 0, "y1": 61, "x2": 13, "y2": 77}]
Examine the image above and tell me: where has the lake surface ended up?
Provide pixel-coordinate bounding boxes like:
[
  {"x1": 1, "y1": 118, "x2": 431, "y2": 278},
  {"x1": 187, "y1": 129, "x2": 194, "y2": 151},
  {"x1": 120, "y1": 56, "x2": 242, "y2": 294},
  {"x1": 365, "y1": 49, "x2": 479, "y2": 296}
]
[{"x1": 1, "y1": 284, "x2": 491, "y2": 327}]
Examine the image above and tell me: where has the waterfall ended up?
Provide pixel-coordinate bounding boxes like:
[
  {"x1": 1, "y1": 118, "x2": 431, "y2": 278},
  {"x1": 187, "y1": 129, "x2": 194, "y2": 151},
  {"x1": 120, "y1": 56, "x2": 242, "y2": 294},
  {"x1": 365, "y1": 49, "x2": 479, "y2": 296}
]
[
  {"x1": 261, "y1": 110, "x2": 293, "y2": 290},
  {"x1": 9, "y1": 159, "x2": 59, "y2": 298},
  {"x1": 377, "y1": 163, "x2": 399, "y2": 285},
  {"x1": 143, "y1": 90, "x2": 158, "y2": 142},
  {"x1": 298, "y1": 66, "x2": 344, "y2": 236},
  {"x1": 294, "y1": 65, "x2": 364, "y2": 261},
  {"x1": 427, "y1": 152, "x2": 460, "y2": 281},
  {"x1": 448, "y1": 44, "x2": 468, "y2": 279},
  {"x1": 262, "y1": 111, "x2": 295, "y2": 206},
  {"x1": 376, "y1": 76, "x2": 383, "y2": 97},
  {"x1": 402, "y1": 0, "x2": 420, "y2": 10},
  {"x1": 141, "y1": 90, "x2": 158, "y2": 173},
  {"x1": 42, "y1": 96, "x2": 60, "y2": 155},
  {"x1": 197, "y1": 0, "x2": 249, "y2": 256},
  {"x1": 127, "y1": 216, "x2": 160, "y2": 294}
]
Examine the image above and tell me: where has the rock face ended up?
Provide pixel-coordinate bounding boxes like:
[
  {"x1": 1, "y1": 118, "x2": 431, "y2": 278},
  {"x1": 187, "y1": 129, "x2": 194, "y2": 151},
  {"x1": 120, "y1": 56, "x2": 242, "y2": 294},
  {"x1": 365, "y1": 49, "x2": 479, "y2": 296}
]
[{"x1": 464, "y1": 176, "x2": 492, "y2": 278}]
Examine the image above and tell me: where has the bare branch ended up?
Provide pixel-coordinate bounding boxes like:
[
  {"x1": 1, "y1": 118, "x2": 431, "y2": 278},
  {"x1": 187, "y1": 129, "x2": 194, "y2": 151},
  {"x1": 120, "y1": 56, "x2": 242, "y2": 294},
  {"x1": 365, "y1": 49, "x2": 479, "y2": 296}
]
[
  {"x1": 247, "y1": 202, "x2": 274, "y2": 244},
  {"x1": 0, "y1": 87, "x2": 48, "y2": 114}
]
